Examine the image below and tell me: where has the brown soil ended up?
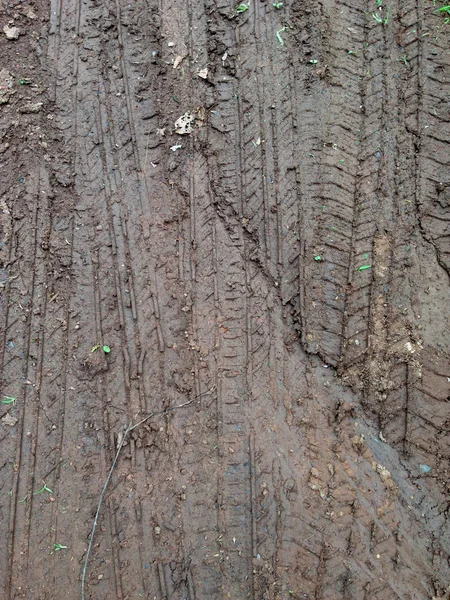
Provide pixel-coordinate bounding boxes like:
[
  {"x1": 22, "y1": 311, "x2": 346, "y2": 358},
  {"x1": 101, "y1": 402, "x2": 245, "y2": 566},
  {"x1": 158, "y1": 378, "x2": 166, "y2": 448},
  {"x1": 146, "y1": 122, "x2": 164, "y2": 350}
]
[{"x1": 1, "y1": 0, "x2": 449, "y2": 598}]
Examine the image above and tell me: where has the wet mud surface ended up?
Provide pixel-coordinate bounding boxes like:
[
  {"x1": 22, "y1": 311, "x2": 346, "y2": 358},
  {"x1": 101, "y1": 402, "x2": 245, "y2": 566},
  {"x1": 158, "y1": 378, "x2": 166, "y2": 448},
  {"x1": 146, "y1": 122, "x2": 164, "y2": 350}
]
[{"x1": 0, "y1": 0, "x2": 450, "y2": 598}]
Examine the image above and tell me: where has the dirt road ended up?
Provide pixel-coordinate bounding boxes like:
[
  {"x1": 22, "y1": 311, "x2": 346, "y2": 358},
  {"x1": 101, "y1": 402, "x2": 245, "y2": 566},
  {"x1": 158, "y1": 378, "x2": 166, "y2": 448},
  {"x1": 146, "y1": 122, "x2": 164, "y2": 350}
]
[{"x1": 1, "y1": 0, "x2": 449, "y2": 598}]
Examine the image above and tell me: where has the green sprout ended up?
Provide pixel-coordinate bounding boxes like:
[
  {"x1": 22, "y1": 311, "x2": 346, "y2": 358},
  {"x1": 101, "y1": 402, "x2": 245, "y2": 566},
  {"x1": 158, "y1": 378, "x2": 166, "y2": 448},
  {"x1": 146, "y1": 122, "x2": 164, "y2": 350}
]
[
  {"x1": 236, "y1": 3, "x2": 249, "y2": 13},
  {"x1": 102, "y1": 345, "x2": 111, "y2": 354},
  {"x1": 314, "y1": 255, "x2": 323, "y2": 262},
  {"x1": 276, "y1": 27, "x2": 286, "y2": 46},
  {"x1": 273, "y1": 2, "x2": 283, "y2": 8},
  {"x1": 34, "y1": 484, "x2": 53, "y2": 495},
  {"x1": 357, "y1": 265, "x2": 372, "y2": 271},
  {"x1": 372, "y1": 5, "x2": 390, "y2": 24},
  {"x1": 1, "y1": 396, "x2": 16, "y2": 405},
  {"x1": 91, "y1": 345, "x2": 100, "y2": 353},
  {"x1": 51, "y1": 543, "x2": 68, "y2": 555}
]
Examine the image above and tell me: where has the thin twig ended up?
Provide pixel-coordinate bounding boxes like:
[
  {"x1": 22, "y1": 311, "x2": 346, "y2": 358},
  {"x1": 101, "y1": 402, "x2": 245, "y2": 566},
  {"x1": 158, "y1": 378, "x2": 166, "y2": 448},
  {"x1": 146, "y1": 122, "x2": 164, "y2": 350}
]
[{"x1": 81, "y1": 399, "x2": 194, "y2": 600}]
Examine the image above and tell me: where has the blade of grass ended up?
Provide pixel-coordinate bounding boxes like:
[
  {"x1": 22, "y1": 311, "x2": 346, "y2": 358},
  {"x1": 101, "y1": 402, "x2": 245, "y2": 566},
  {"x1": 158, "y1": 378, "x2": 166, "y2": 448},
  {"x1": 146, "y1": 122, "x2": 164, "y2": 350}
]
[
  {"x1": 276, "y1": 27, "x2": 286, "y2": 46},
  {"x1": 34, "y1": 484, "x2": 53, "y2": 495},
  {"x1": 1, "y1": 396, "x2": 16, "y2": 405}
]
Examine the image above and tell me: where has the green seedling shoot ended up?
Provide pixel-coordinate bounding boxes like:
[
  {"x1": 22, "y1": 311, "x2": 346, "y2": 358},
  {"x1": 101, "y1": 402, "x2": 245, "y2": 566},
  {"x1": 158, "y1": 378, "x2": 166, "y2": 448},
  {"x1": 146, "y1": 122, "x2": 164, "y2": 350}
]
[
  {"x1": 34, "y1": 484, "x2": 53, "y2": 495},
  {"x1": 236, "y1": 3, "x2": 249, "y2": 12},
  {"x1": 357, "y1": 265, "x2": 372, "y2": 271},
  {"x1": 276, "y1": 27, "x2": 286, "y2": 45},
  {"x1": 314, "y1": 255, "x2": 323, "y2": 262},
  {"x1": 372, "y1": 5, "x2": 390, "y2": 24},
  {"x1": 436, "y1": 6, "x2": 450, "y2": 14},
  {"x1": 91, "y1": 344, "x2": 100, "y2": 353},
  {"x1": 103, "y1": 345, "x2": 111, "y2": 354},
  {"x1": 1, "y1": 396, "x2": 16, "y2": 405},
  {"x1": 51, "y1": 543, "x2": 68, "y2": 555},
  {"x1": 273, "y1": 2, "x2": 283, "y2": 8}
]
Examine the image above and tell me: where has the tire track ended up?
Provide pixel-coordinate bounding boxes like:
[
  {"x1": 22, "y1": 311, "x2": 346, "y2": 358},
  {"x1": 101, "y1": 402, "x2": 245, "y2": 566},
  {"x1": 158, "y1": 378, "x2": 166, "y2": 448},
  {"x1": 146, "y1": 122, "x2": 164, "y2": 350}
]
[
  {"x1": 4, "y1": 170, "x2": 48, "y2": 599},
  {"x1": 44, "y1": 0, "x2": 146, "y2": 594},
  {"x1": 10, "y1": 172, "x2": 76, "y2": 594},
  {"x1": 301, "y1": 1, "x2": 369, "y2": 367},
  {"x1": 357, "y1": 0, "x2": 450, "y2": 493}
]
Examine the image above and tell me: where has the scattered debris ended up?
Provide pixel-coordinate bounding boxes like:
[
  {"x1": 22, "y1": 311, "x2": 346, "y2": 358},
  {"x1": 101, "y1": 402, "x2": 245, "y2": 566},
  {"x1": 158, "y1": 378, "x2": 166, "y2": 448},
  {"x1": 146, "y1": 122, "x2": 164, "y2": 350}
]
[
  {"x1": 170, "y1": 144, "x2": 182, "y2": 152},
  {"x1": 19, "y1": 102, "x2": 43, "y2": 114},
  {"x1": 156, "y1": 128, "x2": 165, "y2": 137},
  {"x1": 173, "y1": 55, "x2": 184, "y2": 69},
  {"x1": 19, "y1": 78, "x2": 32, "y2": 85},
  {"x1": 3, "y1": 25, "x2": 20, "y2": 40},
  {"x1": 197, "y1": 68, "x2": 208, "y2": 79},
  {"x1": 2, "y1": 412, "x2": 18, "y2": 427},
  {"x1": 308, "y1": 467, "x2": 327, "y2": 499},
  {"x1": 379, "y1": 431, "x2": 387, "y2": 442},
  {"x1": 0, "y1": 69, "x2": 14, "y2": 105},
  {"x1": 167, "y1": 41, "x2": 175, "y2": 47},
  {"x1": 23, "y1": 7, "x2": 38, "y2": 19},
  {"x1": 419, "y1": 464, "x2": 432, "y2": 474},
  {"x1": 374, "y1": 463, "x2": 396, "y2": 491},
  {"x1": 91, "y1": 344, "x2": 100, "y2": 353},
  {"x1": 404, "y1": 341, "x2": 416, "y2": 354},
  {"x1": 174, "y1": 112, "x2": 195, "y2": 135},
  {"x1": 222, "y1": 51, "x2": 228, "y2": 65},
  {"x1": 351, "y1": 434, "x2": 366, "y2": 454},
  {"x1": 195, "y1": 106, "x2": 206, "y2": 122}
]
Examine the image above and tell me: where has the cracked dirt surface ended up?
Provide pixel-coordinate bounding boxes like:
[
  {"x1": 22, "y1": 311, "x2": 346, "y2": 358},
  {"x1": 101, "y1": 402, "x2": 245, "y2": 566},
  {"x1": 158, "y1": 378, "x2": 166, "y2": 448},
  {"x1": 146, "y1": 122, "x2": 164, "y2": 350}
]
[{"x1": 0, "y1": 0, "x2": 450, "y2": 598}]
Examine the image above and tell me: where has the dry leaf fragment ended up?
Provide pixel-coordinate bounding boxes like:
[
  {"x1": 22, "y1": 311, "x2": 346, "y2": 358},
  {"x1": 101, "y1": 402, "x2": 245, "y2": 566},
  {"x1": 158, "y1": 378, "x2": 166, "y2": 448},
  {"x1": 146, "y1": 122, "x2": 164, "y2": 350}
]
[
  {"x1": 173, "y1": 55, "x2": 184, "y2": 69},
  {"x1": 174, "y1": 112, "x2": 195, "y2": 135},
  {"x1": 2, "y1": 412, "x2": 18, "y2": 427}
]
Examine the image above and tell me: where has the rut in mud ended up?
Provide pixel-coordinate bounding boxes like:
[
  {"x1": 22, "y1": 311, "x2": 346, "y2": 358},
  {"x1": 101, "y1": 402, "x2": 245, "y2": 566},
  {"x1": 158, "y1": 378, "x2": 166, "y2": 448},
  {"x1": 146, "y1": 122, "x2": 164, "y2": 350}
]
[{"x1": 0, "y1": 0, "x2": 449, "y2": 598}]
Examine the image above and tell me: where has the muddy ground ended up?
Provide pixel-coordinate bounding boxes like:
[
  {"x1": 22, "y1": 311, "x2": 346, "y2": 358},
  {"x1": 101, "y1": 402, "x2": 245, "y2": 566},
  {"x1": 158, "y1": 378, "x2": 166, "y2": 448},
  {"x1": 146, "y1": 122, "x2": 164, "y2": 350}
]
[{"x1": 0, "y1": 0, "x2": 449, "y2": 598}]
